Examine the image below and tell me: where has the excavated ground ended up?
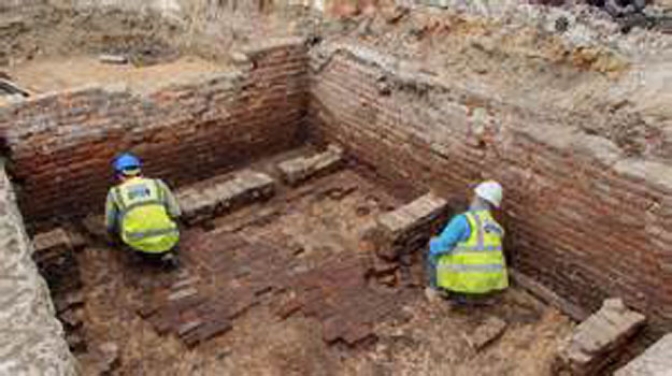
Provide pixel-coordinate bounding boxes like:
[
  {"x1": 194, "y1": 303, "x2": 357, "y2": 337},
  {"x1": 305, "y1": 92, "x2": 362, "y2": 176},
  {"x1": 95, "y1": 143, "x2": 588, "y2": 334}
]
[
  {"x1": 6, "y1": 56, "x2": 226, "y2": 95},
  {"x1": 61, "y1": 150, "x2": 572, "y2": 376}
]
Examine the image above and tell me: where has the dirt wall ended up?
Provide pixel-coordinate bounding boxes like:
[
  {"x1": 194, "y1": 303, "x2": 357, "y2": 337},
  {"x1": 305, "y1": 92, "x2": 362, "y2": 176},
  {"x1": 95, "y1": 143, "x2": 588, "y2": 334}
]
[
  {"x1": 0, "y1": 163, "x2": 77, "y2": 375},
  {"x1": 308, "y1": 41, "x2": 672, "y2": 330},
  {"x1": 0, "y1": 38, "x2": 308, "y2": 226}
]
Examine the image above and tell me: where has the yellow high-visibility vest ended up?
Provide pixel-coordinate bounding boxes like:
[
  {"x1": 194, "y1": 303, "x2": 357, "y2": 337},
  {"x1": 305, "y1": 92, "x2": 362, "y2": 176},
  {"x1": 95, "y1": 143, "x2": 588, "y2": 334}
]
[
  {"x1": 437, "y1": 210, "x2": 509, "y2": 293},
  {"x1": 111, "y1": 177, "x2": 179, "y2": 254}
]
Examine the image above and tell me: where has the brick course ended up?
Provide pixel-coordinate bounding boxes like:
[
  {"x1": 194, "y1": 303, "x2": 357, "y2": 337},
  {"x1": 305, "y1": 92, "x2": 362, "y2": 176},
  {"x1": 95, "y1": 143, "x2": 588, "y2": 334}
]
[
  {"x1": 0, "y1": 38, "x2": 308, "y2": 227},
  {"x1": 308, "y1": 42, "x2": 672, "y2": 330}
]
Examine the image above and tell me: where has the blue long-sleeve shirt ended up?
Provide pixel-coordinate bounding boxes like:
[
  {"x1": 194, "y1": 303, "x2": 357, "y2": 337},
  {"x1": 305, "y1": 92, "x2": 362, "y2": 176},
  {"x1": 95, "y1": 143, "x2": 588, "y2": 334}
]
[{"x1": 429, "y1": 214, "x2": 471, "y2": 257}]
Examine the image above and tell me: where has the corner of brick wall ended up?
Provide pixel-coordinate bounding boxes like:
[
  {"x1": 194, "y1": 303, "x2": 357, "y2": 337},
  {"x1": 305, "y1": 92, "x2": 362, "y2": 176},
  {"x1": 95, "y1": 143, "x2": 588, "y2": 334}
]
[
  {"x1": 0, "y1": 163, "x2": 77, "y2": 375},
  {"x1": 0, "y1": 37, "x2": 309, "y2": 227},
  {"x1": 308, "y1": 41, "x2": 672, "y2": 332}
]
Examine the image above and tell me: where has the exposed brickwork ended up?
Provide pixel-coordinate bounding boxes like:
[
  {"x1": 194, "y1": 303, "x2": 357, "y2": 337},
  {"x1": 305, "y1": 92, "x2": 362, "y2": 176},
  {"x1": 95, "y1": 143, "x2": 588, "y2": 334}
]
[
  {"x1": 177, "y1": 169, "x2": 275, "y2": 225},
  {"x1": 0, "y1": 37, "x2": 308, "y2": 226},
  {"x1": 308, "y1": 42, "x2": 672, "y2": 329},
  {"x1": 277, "y1": 144, "x2": 344, "y2": 186},
  {"x1": 139, "y1": 225, "x2": 414, "y2": 348},
  {"x1": 362, "y1": 192, "x2": 451, "y2": 262},
  {"x1": 554, "y1": 298, "x2": 646, "y2": 375},
  {"x1": 32, "y1": 228, "x2": 89, "y2": 353},
  {"x1": 32, "y1": 228, "x2": 82, "y2": 294}
]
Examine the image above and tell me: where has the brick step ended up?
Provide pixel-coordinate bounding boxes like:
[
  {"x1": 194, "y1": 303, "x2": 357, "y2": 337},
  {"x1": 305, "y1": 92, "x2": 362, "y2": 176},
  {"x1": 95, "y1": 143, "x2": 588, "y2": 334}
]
[
  {"x1": 276, "y1": 144, "x2": 345, "y2": 186},
  {"x1": 361, "y1": 192, "x2": 452, "y2": 263},
  {"x1": 177, "y1": 169, "x2": 275, "y2": 226}
]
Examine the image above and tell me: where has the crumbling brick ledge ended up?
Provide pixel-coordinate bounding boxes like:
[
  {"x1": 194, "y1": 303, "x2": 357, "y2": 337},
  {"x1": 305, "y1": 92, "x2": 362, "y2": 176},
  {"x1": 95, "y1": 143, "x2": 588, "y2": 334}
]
[{"x1": 0, "y1": 163, "x2": 76, "y2": 375}]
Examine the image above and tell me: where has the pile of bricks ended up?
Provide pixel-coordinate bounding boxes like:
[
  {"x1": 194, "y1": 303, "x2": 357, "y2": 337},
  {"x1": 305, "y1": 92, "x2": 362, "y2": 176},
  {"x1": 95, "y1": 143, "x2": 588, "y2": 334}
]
[
  {"x1": 360, "y1": 192, "x2": 450, "y2": 286},
  {"x1": 615, "y1": 333, "x2": 672, "y2": 376},
  {"x1": 554, "y1": 298, "x2": 646, "y2": 375},
  {"x1": 177, "y1": 170, "x2": 275, "y2": 225},
  {"x1": 32, "y1": 228, "x2": 87, "y2": 352},
  {"x1": 32, "y1": 228, "x2": 84, "y2": 296},
  {"x1": 277, "y1": 144, "x2": 345, "y2": 186}
]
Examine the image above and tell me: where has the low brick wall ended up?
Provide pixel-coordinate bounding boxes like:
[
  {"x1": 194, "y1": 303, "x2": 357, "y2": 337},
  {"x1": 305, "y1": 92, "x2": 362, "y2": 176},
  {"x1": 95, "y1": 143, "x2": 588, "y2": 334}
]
[
  {"x1": 0, "y1": 38, "x2": 308, "y2": 226},
  {"x1": 309, "y1": 42, "x2": 672, "y2": 330},
  {"x1": 0, "y1": 164, "x2": 76, "y2": 375}
]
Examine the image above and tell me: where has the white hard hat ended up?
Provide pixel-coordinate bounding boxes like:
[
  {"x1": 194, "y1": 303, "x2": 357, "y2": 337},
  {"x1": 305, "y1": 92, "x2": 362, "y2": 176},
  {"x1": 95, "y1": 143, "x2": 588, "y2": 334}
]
[{"x1": 474, "y1": 180, "x2": 503, "y2": 208}]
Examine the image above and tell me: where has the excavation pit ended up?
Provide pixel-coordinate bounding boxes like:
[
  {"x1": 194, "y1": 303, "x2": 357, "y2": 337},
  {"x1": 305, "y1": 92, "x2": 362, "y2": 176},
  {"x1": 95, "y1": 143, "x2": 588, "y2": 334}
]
[
  {"x1": 2, "y1": 5, "x2": 672, "y2": 374},
  {"x1": 34, "y1": 149, "x2": 574, "y2": 375}
]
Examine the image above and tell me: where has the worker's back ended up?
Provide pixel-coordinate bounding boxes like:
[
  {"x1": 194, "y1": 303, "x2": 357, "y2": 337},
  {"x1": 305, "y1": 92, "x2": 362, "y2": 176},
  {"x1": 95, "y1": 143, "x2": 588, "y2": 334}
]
[
  {"x1": 436, "y1": 209, "x2": 508, "y2": 294},
  {"x1": 109, "y1": 176, "x2": 180, "y2": 253}
]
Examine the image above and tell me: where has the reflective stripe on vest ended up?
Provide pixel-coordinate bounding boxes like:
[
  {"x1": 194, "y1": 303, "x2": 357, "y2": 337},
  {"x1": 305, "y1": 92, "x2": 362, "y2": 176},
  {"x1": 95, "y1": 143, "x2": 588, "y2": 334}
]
[
  {"x1": 436, "y1": 210, "x2": 508, "y2": 294},
  {"x1": 125, "y1": 227, "x2": 179, "y2": 241},
  {"x1": 451, "y1": 211, "x2": 503, "y2": 255}
]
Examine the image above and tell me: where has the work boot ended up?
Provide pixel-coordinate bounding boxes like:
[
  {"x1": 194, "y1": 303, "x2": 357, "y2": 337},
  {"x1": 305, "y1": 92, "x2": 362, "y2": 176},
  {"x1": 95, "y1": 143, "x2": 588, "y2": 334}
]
[
  {"x1": 424, "y1": 287, "x2": 446, "y2": 304},
  {"x1": 161, "y1": 253, "x2": 180, "y2": 270}
]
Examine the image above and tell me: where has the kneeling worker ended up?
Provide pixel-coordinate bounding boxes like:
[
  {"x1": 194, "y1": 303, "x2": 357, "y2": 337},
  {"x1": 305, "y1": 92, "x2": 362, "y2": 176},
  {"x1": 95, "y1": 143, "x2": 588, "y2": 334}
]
[
  {"x1": 105, "y1": 153, "x2": 181, "y2": 267},
  {"x1": 426, "y1": 181, "x2": 508, "y2": 302}
]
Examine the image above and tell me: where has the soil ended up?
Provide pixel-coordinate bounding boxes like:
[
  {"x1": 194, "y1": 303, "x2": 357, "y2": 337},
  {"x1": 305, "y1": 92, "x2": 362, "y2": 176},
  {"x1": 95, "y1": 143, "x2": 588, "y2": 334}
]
[
  {"x1": 7, "y1": 56, "x2": 228, "y2": 95},
  {"x1": 70, "y1": 150, "x2": 572, "y2": 375}
]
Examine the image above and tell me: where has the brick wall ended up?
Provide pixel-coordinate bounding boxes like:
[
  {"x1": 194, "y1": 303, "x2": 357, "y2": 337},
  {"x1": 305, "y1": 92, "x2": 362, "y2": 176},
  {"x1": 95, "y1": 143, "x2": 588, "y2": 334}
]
[
  {"x1": 308, "y1": 42, "x2": 672, "y2": 330},
  {"x1": 0, "y1": 37, "x2": 308, "y2": 226}
]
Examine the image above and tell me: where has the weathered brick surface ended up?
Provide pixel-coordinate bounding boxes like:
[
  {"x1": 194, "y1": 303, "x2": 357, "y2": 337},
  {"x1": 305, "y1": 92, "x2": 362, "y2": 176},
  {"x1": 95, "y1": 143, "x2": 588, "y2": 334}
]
[
  {"x1": 0, "y1": 38, "x2": 308, "y2": 226},
  {"x1": 177, "y1": 169, "x2": 275, "y2": 225},
  {"x1": 32, "y1": 228, "x2": 81, "y2": 293},
  {"x1": 139, "y1": 190, "x2": 414, "y2": 348},
  {"x1": 555, "y1": 298, "x2": 646, "y2": 375},
  {"x1": 277, "y1": 144, "x2": 344, "y2": 186},
  {"x1": 308, "y1": 41, "x2": 672, "y2": 329},
  {"x1": 615, "y1": 333, "x2": 672, "y2": 376},
  {"x1": 362, "y1": 192, "x2": 450, "y2": 262}
]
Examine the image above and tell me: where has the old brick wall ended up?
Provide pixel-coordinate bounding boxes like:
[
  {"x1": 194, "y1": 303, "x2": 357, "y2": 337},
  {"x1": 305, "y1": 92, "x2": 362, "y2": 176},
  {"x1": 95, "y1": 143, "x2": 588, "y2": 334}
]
[
  {"x1": 0, "y1": 163, "x2": 77, "y2": 375},
  {"x1": 0, "y1": 37, "x2": 308, "y2": 226},
  {"x1": 308, "y1": 42, "x2": 672, "y2": 330}
]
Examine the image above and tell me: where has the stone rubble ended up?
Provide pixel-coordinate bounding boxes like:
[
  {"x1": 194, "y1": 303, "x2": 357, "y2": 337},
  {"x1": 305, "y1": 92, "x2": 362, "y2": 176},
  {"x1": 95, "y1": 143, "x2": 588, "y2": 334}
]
[
  {"x1": 177, "y1": 170, "x2": 276, "y2": 225},
  {"x1": 277, "y1": 144, "x2": 345, "y2": 186},
  {"x1": 554, "y1": 298, "x2": 646, "y2": 376},
  {"x1": 615, "y1": 333, "x2": 672, "y2": 376},
  {"x1": 465, "y1": 316, "x2": 509, "y2": 352}
]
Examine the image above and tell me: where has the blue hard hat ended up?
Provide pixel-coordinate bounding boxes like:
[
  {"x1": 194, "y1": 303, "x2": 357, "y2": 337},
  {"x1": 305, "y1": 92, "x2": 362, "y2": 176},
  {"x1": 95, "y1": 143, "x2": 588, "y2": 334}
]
[{"x1": 113, "y1": 153, "x2": 141, "y2": 173}]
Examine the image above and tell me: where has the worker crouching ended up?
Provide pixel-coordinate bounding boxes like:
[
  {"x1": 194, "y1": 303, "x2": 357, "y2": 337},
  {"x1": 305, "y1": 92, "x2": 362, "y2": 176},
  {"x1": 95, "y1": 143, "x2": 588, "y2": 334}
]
[
  {"x1": 426, "y1": 181, "x2": 508, "y2": 304},
  {"x1": 105, "y1": 153, "x2": 182, "y2": 268}
]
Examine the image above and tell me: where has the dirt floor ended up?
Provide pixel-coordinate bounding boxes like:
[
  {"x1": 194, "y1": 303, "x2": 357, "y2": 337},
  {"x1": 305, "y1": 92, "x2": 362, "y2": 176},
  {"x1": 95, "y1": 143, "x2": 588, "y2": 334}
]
[
  {"x1": 6, "y1": 56, "x2": 228, "y2": 95},
  {"x1": 67, "y1": 151, "x2": 573, "y2": 376}
]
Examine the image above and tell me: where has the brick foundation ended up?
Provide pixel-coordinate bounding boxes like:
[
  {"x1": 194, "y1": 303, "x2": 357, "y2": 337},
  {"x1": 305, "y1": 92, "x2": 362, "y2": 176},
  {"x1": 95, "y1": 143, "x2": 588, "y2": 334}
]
[
  {"x1": 0, "y1": 37, "x2": 308, "y2": 226},
  {"x1": 308, "y1": 42, "x2": 672, "y2": 330}
]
